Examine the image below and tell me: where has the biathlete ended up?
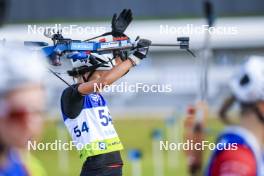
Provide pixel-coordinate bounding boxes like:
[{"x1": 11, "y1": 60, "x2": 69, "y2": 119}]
[
  {"x1": 206, "y1": 56, "x2": 264, "y2": 176},
  {"x1": 60, "y1": 9, "x2": 150, "y2": 176}
]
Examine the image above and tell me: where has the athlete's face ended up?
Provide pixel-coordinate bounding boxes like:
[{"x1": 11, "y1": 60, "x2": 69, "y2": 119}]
[{"x1": 0, "y1": 84, "x2": 45, "y2": 148}]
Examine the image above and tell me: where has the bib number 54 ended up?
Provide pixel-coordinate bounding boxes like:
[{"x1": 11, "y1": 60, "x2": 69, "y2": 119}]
[
  {"x1": 73, "y1": 122, "x2": 89, "y2": 137},
  {"x1": 98, "y1": 109, "x2": 112, "y2": 126}
]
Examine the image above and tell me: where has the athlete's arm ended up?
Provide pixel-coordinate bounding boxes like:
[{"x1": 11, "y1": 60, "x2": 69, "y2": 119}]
[
  {"x1": 209, "y1": 145, "x2": 257, "y2": 176},
  {"x1": 115, "y1": 56, "x2": 123, "y2": 65},
  {"x1": 78, "y1": 59, "x2": 133, "y2": 94},
  {"x1": 78, "y1": 39, "x2": 150, "y2": 95}
]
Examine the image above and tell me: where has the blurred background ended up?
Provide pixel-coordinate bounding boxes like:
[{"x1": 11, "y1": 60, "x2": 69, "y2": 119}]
[{"x1": 1, "y1": 0, "x2": 264, "y2": 175}]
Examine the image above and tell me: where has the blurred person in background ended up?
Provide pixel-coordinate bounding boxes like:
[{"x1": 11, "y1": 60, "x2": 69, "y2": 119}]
[
  {"x1": 0, "y1": 46, "x2": 47, "y2": 176},
  {"x1": 206, "y1": 56, "x2": 264, "y2": 176},
  {"x1": 60, "y1": 9, "x2": 150, "y2": 176}
]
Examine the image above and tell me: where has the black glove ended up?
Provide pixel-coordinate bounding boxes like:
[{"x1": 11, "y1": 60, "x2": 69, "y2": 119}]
[
  {"x1": 113, "y1": 50, "x2": 129, "y2": 61},
  {"x1": 129, "y1": 39, "x2": 151, "y2": 66},
  {"x1": 136, "y1": 39, "x2": 152, "y2": 49},
  {"x1": 111, "y1": 9, "x2": 133, "y2": 37}
]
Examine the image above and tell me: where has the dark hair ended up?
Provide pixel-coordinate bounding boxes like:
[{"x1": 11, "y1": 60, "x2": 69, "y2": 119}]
[
  {"x1": 67, "y1": 66, "x2": 90, "y2": 77},
  {"x1": 219, "y1": 96, "x2": 264, "y2": 124},
  {"x1": 67, "y1": 61, "x2": 103, "y2": 78}
]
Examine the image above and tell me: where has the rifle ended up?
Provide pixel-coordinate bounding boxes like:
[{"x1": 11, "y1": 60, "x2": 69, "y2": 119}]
[{"x1": 24, "y1": 30, "x2": 195, "y2": 66}]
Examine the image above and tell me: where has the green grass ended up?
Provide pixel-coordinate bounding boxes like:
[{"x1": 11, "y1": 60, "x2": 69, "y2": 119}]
[{"x1": 32, "y1": 117, "x2": 224, "y2": 176}]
